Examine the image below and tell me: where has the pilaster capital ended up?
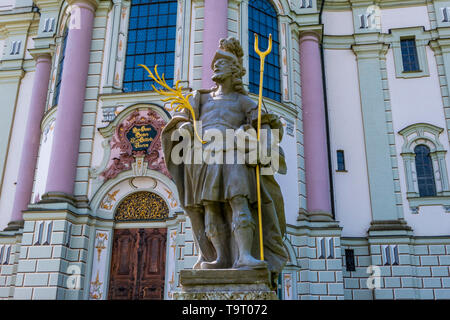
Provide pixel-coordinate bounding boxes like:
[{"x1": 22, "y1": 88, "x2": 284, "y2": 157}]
[
  {"x1": 298, "y1": 25, "x2": 323, "y2": 43},
  {"x1": 400, "y1": 152, "x2": 415, "y2": 160},
  {"x1": 28, "y1": 47, "x2": 53, "y2": 62},
  {"x1": 430, "y1": 38, "x2": 450, "y2": 55},
  {"x1": 351, "y1": 42, "x2": 389, "y2": 60},
  {"x1": 67, "y1": 0, "x2": 99, "y2": 12}
]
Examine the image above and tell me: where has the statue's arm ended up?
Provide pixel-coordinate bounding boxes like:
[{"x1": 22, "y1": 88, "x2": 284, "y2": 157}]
[
  {"x1": 240, "y1": 95, "x2": 287, "y2": 173},
  {"x1": 240, "y1": 95, "x2": 284, "y2": 136}
]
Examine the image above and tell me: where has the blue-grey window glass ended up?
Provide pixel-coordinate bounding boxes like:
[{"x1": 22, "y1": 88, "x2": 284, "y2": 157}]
[
  {"x1": 248, "y1": 0, "x2": 281, "y2": 101},
  {"x1": 123, "y1": 0, "x2": 177, "y2": 92},
  {"x1": 400, "y1": 38, "x2": 420, "y2": 72},
  {"x1": 414, "y1": 145, "x2": 436, "y2": 197},
  {"x1": 345, "y1": 249, "x2": 356, "y2": 272},
  {"x1": 337, "y1": 150, "x2": 345, "y2": 171},
  {"x1": 53, "y1": 29, "x2": 68, "y2": 106}
]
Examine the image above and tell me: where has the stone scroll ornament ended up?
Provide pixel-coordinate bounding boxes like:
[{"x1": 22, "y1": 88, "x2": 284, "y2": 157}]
[{"x1": 101, "y1": 109, "x2": 171, "y2": 181}]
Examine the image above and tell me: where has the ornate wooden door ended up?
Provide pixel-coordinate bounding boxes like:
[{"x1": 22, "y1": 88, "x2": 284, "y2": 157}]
[{"x1": 108, "y1": 228, "x2": 167, "y2": 300}]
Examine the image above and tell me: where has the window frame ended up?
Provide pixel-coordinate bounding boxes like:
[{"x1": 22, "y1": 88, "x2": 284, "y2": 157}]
[
  {"x1": 390, "y1": 27, "x2": 429, "y2": 79},
  {"x1": 122, "y1": 0, "x2": 178, "y2": 93},
  {"x1": 248, "y1": 0, "x2": 282, "y2": 102},
  {"x1": 52, "y1": 28, "x2": 69, "y2": 107},
  {"x1": 414, "y1": 145, "x2": 437, "y2": 197},
  {"x1": 399, "y1": 37, "x2": 421, "y2": 73},
  {"x1": 399, "y1": 123, "x2": 450, "y2": 214},
  {"x1": 336, "y1": 150, "x2": 346, "y2": 172}
]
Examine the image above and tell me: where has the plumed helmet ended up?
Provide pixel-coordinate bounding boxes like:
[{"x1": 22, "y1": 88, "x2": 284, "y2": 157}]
[{"x1": 211, "y1": 37, "x2": 246, "y2": 78}]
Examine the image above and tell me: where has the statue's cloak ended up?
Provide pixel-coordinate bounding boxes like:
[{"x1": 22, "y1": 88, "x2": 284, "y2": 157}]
[{"x1": 160, "y1": 91, "x2": 288, "y2": 274}]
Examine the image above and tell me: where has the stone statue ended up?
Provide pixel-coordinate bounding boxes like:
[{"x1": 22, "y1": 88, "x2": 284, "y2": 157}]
[{"x1": 161, "y1": 37, "x2": 288, "y2": 279}]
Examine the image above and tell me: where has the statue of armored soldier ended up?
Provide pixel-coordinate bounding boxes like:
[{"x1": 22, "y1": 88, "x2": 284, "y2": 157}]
[{"x1": 161, "y1": 37, "x2": 288, "y2": 279}]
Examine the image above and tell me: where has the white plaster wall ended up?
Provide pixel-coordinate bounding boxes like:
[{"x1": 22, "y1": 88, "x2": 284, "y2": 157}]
[
  {"x1": 0, "y1": 39, "x2": 5, "y2": 60},
  {"x1": 0, "y1": 0, "x2": 14, "y2": 11},
  {"x1": 24, "y1": 36, "x2": 33, "y2": 60},
  {"x1": 387, "y1": 47, "x2": 450, "y2": 235},
  {"x1": 31, "y1": 120, "x2": 55, "y2": 204},
  {"x1": 275, "y1": 126, "x2": 299, "y2": 226},
  {"x1": 99, "y1": 7, "x2": 113, "y2": 91},
  {"x1": 0, "y1": 71, "x2": 34, "y2": 230},
  {"x1": 90, "y1": 104, "x2": 105, "y2": 169},
  {"x1": 381, "y1": 6, "x2": 431, "y2": 33},
  {"x1": 324, "y1": 49, "x2": 372, "y2": 237},
  {"x1": 323, "y1": 10, "x2": 354, "y2": 35}
]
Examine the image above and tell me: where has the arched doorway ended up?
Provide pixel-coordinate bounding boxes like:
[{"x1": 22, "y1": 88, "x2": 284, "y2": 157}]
[{"x1": 108, "y1": 191, "x2": 169, "y2": 300}]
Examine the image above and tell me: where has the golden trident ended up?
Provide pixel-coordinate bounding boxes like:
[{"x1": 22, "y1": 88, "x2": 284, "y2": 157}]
[{"x1": 254, "y1": 33, "x2": 272, "y2": 262}]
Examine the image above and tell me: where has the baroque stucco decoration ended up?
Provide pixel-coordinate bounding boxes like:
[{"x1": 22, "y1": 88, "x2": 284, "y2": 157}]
[{"x1": 93, "y1": 107, "x2": 171, "y2": 183}]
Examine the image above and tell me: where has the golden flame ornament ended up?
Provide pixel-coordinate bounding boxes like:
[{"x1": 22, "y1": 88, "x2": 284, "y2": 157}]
[{"x1": 138, "y1": 64, "x2": 206, "y2": 144}]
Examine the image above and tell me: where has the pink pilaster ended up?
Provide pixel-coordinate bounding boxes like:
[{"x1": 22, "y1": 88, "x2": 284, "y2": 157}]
[
  {"x1": 45, "y1": 0, "x2": 96, "y2": 195},
  {"x1": 202, "y1": 0, "x2": 228, "y2": 89},
  {"x1": 10, "y1": 53, "x2": 52, "y2": 222},
  {"x1": 299, "y1": 31, "x2": 332, "y2": 214}
]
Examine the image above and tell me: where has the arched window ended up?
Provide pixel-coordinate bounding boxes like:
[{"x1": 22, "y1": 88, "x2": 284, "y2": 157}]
[
  {"x1": 115, "y1": 191, "x2": 169, "y2": 221},
  {"x1": 123, "y1": 0, "x2": 177, "y2": 92},
  {"x1": 248, "y1": 0, "x2": 281, "y2": 101},
  {"x1": 414, "y1": 145, "x2": 436, "y2": 197},
  {"x1": 52, "y1": 29, "x2": 69, "y2": 106}
]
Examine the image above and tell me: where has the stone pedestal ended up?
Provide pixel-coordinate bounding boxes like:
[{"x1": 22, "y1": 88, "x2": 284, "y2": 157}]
[{"x1": 173, "y1": 268, "x2": 278, "y2": 300}]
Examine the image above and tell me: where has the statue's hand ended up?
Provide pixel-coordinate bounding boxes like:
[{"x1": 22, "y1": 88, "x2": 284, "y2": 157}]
[{"x1": 235, "y1": 125, "x2": 273, "y2": 168}]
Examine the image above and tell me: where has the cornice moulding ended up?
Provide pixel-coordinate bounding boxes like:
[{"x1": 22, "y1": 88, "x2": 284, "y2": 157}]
[
  {"x1": 0, "y1": 68, "x2": 25, "y2": 80},
  {"x1": 34, "y1": 0, "x2": 63, "y2": 10},
  {"x1": 323, "y1": 0, "x2": 427, "y2": 10},
  {"x1": 0, "y1": 12, "x2": 35, "y2": 34},
  {"x1": 323, "y1": 35, "x2": 355, "y2": 49}
]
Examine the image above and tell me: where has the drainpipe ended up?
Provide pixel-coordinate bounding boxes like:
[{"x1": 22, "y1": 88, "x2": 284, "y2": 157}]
[{"x1": 318, "y1": 0, "x2": 336, "y2": 219}]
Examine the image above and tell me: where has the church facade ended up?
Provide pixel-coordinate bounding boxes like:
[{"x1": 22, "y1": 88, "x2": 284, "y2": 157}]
[{"x1": 0, "y1": 0, "x2": 450, "y2": 300}]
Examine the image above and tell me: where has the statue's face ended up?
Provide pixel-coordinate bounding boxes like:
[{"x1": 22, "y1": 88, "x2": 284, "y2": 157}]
[{"x1": 212, "y1": 58, "x2": 233, "y2": 83}]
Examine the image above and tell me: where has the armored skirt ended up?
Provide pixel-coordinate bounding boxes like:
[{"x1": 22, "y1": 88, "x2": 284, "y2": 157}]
[{"x1": 182, "y1": 160, "x2": 258, "y2": 208}]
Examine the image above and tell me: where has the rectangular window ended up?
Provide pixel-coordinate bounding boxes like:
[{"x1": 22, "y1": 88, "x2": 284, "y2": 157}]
[
  {"x1": 442, "y1": 7, "x2": 450, "y2": 22},
  {"x1": 400, "y1": 38, "x2": 420, "y2": 72},
  {"x1": 337, "y1": 150, "x2": 346, "y2": 171},
  {"x1": 123, "y1": 0, "x2": 178, "y2": 93},
  {"x1": 53, "y1": 29, "x2": 69, "y2": 106},
  {"x1": 345, "y1": 249, "x2": 356, "y2": 272}
]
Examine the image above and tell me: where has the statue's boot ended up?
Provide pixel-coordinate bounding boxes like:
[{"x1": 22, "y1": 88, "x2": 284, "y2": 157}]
[
  {"x1": 201, "y1": 229, "x2": 229, "y2": 269},
  {"x1": 233, "y1": 226, "x2": 267, "y2": 269}
]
